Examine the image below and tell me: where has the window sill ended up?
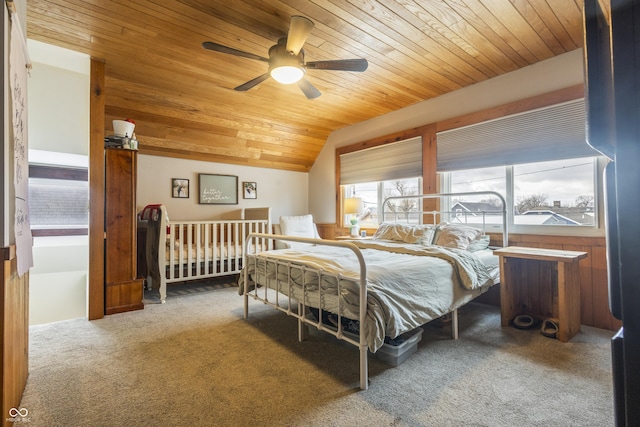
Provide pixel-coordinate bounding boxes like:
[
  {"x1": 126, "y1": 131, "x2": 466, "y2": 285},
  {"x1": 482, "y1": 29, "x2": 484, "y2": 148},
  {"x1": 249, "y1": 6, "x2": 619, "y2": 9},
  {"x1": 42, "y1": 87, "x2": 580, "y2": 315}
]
[{"x1": 31, "y1": 228, "x2": 88, "y2": 237}]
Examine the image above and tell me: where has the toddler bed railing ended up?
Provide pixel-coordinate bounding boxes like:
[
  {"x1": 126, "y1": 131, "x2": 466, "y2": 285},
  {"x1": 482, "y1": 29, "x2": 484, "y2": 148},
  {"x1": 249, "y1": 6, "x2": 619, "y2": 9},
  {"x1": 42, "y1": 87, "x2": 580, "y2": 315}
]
[{"x1": 140, "y1": 205, "x2": 271, "y2": 303}]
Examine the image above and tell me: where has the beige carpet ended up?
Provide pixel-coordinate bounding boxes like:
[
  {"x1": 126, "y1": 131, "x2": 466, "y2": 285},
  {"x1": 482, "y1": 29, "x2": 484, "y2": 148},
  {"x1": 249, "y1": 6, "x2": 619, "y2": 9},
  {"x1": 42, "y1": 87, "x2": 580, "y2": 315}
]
[{"x1": 19, "y1": 280, "x2": 614, "y2": 426}]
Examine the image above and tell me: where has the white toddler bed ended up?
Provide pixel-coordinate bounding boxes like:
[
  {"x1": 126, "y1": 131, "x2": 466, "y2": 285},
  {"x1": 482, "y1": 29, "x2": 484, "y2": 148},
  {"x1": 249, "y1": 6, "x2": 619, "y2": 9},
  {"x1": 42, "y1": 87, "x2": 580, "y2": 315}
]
[
  {"x1": 140, "y1": 205, "x2": 271, "y2": 303},
  {"x1": 240, "y1": 192, "x2": 507, "y2": 390}
]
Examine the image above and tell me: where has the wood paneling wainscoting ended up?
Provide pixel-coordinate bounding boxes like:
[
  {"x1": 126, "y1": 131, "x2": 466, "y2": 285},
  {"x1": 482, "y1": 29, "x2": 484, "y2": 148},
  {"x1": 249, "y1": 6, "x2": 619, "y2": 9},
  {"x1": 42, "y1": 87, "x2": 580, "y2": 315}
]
[
  {"x1": 1, "y1": 246, "x2": 29, "y2": 427},
  {"x1": 316, "y1": 223, "x2": 337, "y2": 241},
  {"x1": 316, "y1": 225, "x2": 618, "y2": 332}
]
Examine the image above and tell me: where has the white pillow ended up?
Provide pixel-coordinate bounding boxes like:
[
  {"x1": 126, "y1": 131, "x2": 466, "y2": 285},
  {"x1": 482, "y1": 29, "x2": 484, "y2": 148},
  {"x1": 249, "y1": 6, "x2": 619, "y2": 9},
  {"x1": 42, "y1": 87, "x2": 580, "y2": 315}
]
[
  {"x1": 279, "y1": 214, "x2": 317, "y2": 238},
  {"x1": 404, "y1": 224, "x2": 437, "y2": 245},
  {"x1": 372, "y1": 223, "x2": 408, "y2": 242},
  {"x1": 278, "y1": 215, "x2": 320, "y2": 249},
  {"x1": 467, "y1": 234, "x2": 490, "y2": 252},
  {"x1": 434, "y1": 224, "x2": 482, "y2": 250},
  {"x1": 373, "y1": 223, "x2": 436, "y2": 245}
]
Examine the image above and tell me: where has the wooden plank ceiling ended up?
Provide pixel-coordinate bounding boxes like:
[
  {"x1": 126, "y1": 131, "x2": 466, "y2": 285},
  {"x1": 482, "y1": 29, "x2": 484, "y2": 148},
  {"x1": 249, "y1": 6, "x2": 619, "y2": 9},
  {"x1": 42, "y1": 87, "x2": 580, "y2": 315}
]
[{"x1": 26, "y1": 0, "x2": 584, "y2": 172}]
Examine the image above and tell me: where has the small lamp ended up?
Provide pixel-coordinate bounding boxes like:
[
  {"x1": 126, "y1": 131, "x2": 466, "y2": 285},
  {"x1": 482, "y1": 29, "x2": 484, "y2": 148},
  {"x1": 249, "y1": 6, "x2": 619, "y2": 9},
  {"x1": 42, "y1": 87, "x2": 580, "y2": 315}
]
[{"x1": 344, "y1": 197, "x2": 364, "y2": 237}]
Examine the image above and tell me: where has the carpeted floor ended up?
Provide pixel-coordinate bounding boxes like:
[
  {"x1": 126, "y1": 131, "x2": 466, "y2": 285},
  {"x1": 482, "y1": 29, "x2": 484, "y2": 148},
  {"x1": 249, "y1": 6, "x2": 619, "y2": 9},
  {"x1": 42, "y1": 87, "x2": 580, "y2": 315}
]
[{"x1": 19, "y1": 281, "x2": 615, "y2": 426}]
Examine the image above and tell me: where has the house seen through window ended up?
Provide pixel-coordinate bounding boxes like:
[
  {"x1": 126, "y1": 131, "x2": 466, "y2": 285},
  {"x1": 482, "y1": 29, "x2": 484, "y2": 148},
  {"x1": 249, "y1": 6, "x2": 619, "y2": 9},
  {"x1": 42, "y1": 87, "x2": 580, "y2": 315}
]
[{"x1": 444, "y1": 156, "x2": 598, "y2": 232}]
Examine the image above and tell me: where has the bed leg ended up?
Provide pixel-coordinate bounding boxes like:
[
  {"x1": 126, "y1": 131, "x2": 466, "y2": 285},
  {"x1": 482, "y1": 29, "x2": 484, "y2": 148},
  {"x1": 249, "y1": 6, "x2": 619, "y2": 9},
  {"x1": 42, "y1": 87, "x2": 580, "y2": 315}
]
[
  {"x1": 360, "y1": 346, "x2": 368, "y2": 390},
  {"x1": 244, "y1": 293, "x2": 249, "y2": 319},
  {"x1": 452, "y1": 309, "x2": 459, "y2": 340},
  {"x1": 160, "y1": 278, "x2": 166, "y2": 304},
  {"x1": 297, "y1": 303, "x2": 306, "y2": 342}
]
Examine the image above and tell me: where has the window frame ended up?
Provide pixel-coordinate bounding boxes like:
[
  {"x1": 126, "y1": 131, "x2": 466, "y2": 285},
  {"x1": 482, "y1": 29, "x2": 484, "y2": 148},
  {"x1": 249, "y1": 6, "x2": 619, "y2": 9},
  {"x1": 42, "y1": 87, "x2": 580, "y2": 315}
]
[
  {"x1": 441, "y1": 156, "x2": 607, "y2": 237},
  {"x1": 335, "y1": 124, "x2": 436, "y2": 229},
  {"x1": 334, "y1": 86, "x2": 597, "y2": 237},
  {"x1": 343, "y1": 177, "x2": 424, "y2": 227}
]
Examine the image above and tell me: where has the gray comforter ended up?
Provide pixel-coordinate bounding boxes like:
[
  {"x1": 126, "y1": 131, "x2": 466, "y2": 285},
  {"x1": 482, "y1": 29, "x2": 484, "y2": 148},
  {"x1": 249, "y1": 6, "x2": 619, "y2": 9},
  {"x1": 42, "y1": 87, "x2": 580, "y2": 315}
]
[{"x1": 240, "y1": 240, "x2": 497, "y2": 352}]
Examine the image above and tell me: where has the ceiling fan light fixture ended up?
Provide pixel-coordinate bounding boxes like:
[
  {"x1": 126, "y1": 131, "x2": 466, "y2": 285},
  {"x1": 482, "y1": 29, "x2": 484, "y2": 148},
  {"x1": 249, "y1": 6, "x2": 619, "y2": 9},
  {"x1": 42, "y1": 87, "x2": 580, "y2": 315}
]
[
  {"x1": 270, "y1": 65, "x2": 304, "y2": 84},
  {"x1": 268, "y1": 38, "x2": 305, "y2": 84},
  {"x1": 202, "y1": 17, "x2": 367, "y2": 97}
]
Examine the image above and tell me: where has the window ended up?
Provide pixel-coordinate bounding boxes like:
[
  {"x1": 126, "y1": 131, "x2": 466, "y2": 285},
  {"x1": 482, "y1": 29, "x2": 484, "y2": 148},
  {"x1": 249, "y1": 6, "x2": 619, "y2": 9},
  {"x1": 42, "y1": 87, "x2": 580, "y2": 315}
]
[
  {"x1": 513, "y1": 158, "x2": 595, "y2": 226},
  {"x1": 437, "y1": 98, "x2": 604, "y2": 236},
  {"x1": 28, "y1": 155, "x2": 89, "y2": 236},
  {"x1": 446, "y1": 165, "x2": 506, "y2": 231},
  {"x1": 29, "y1": 176, "x2": 88, "y2": 231},
  {"x1": 444, "y1": 156, "x2": 601, "y2": 234},
  {"x1": 436, "y1": 99, "x2": 594, "y2": 170},
  {"x1": 344, "y1": 177, "x2": 422, "y2": 227},
  {"x1": 339, "y1": 136, "x2": 423, "y2": 228}
]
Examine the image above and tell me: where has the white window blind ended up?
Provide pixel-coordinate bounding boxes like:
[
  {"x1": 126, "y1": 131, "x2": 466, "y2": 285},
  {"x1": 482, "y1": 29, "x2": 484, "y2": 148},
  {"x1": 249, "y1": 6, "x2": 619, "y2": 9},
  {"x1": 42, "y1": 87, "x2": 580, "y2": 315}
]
[
  {"x1": 340, "y1": 137, "x2": 422, "y2": 185},
  {"x1": 436, "y1": 99, "x2": 599, "y2": 171}
]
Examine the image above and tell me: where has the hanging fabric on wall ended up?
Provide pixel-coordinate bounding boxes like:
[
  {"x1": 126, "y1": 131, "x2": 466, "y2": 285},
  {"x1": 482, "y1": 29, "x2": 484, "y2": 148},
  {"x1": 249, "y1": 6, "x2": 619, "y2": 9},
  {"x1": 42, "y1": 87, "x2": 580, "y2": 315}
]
[{"x1": 9, "y1": 5, "x2": 33, "y2": 275}]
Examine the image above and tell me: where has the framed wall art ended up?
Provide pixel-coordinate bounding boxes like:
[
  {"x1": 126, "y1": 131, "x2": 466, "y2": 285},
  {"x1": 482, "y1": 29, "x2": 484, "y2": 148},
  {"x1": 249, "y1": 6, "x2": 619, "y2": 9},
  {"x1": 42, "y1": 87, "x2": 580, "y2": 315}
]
[
  {"x1": 242, "y1": 181, "x2": 257, "y2": 199},
  {"x1": 172, "y1": 178, "x2": 189, "y2": 198},
  {"x1": 198, "y1": 173, "x2": 238, "y2": 205}
]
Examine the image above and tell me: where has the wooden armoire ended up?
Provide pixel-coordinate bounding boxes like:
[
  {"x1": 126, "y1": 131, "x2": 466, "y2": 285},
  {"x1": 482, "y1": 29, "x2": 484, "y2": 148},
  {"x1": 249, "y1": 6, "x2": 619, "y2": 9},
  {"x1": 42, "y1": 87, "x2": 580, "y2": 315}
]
[{"x1": 104, "y1": 148, "x2": 144, "y2": 314}]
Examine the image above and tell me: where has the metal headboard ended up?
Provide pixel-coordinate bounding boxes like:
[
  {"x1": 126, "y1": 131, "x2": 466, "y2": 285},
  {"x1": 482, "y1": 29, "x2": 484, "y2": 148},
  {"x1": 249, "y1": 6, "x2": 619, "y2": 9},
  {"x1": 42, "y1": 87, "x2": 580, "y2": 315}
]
[{"x1": 381, "y1": 191, "x2": 508, "y2": 246}]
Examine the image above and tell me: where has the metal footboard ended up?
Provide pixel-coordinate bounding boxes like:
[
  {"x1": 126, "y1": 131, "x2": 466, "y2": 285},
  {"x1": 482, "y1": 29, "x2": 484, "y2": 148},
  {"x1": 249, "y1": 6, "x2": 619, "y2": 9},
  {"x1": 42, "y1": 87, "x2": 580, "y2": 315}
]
[{"x1": 242, "y1": 234, "x2": 369, "y2": 390}]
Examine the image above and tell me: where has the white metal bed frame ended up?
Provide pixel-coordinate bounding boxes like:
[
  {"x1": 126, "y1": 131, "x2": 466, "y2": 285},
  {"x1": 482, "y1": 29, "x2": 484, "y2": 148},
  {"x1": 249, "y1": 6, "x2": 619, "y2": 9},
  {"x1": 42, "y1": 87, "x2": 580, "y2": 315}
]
[{"x1": 241, "y1": 192, "x2": 507, "y2": 390}]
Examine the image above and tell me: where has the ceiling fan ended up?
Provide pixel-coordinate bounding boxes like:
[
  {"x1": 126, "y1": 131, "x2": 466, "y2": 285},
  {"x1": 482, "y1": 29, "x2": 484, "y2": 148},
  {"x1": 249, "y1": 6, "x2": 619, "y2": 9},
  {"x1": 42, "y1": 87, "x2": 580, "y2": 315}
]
[{"x1": 202, "y1": 16, "x2": 368, "y2": 99}]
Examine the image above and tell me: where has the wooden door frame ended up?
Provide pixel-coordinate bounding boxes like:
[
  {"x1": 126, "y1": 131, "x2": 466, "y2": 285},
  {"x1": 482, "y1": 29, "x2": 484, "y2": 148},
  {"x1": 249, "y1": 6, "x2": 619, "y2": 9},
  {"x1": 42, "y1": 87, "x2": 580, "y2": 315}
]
[{"x1": 88, "y1": 58, "x2": 106, "y2": 320}]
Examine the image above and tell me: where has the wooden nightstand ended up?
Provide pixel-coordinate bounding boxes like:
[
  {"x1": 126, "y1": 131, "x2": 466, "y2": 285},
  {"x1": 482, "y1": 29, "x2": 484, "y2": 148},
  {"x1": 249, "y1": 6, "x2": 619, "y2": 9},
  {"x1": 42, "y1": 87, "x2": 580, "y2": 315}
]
[{"x1": 493, "y1": 246, "x2": 588, "y2": 342}]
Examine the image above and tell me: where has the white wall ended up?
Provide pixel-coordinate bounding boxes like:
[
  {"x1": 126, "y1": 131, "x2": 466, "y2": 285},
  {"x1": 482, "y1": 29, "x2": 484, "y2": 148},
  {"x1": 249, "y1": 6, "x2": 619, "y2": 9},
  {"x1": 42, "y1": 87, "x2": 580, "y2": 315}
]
[
  {"x1": 27, "y1": 40, "x2": 91, "y2": 324},
  {"x1": 29, "y1": 236, "x2": 88, "y2": 325},
  {"x1": 137, "y1": 154, "x2": 309, "y2": 223},
  {"x1": 28, "y1": 40, "x2": 90, "y2": 155},
  {"x1": 309, "y1": 49, "x2": 586, "y2": 223}
]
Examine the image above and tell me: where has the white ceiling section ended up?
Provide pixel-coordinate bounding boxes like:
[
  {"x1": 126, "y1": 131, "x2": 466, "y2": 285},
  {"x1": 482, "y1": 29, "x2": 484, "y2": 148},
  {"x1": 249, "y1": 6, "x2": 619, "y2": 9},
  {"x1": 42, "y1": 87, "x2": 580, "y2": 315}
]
[{"x1": 27, "y1": 40, "x2": 90, "y2": 75}]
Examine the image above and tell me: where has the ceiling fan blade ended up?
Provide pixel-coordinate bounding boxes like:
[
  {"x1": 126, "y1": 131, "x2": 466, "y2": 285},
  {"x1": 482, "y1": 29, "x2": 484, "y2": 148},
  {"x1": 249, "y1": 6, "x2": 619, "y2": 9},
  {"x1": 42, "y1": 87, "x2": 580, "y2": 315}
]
[
  {"x1": 234, "y1": 73, "x2": 270, "y2": 91},
  {"x1": 306, "y1": 59, "x2": 368, "y2": 72},
  {"x1": 286, "y1": 16, "x2": 314, "y2": 55},
  {"x1": 202, "y1": 41, "x2": 269, "y2": 62},
  {"x1": 297, "y1": 78, "x2": 321, "y2": 99}
]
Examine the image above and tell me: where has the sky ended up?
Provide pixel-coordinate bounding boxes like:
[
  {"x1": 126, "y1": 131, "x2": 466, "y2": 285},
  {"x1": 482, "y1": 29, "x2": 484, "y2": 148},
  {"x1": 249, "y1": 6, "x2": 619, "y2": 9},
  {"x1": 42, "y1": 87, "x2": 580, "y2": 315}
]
[{"x1": 451, "y1": 157, "x2": 596, "y2": 208}]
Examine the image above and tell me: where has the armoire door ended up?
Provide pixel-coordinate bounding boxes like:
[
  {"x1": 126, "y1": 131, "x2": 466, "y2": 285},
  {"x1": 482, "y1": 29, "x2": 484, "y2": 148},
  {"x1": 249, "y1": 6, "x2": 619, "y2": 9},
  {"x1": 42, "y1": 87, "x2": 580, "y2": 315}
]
[{"x1": 104, "y1": 148, "x2": 143, "y2": 314}]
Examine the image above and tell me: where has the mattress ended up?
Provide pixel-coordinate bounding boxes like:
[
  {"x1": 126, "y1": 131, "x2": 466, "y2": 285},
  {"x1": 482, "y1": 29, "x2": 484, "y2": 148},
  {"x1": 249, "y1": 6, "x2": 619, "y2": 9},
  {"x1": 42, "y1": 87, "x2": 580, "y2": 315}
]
[
  {"x1": 165, "y1": 243, "x2": 242, "y2": 263},
  {"x1": 241, "y1": 241, "x2": 499, "y2": 352}
]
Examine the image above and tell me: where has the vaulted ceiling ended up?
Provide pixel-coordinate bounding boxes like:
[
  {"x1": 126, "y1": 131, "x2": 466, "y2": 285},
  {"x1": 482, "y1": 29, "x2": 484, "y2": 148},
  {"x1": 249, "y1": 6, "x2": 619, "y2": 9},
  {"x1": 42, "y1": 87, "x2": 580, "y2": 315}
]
[{"x1": 26, "y1": 0, "x2": 584, "y2": 172}]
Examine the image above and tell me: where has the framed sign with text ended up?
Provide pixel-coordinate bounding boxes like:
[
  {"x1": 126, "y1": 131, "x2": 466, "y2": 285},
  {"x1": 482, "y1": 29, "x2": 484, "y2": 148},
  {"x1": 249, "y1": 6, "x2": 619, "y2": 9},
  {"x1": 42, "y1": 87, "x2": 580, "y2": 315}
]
[{"x1": 198, "y1": 174, "x2": 238, "y2": 205}]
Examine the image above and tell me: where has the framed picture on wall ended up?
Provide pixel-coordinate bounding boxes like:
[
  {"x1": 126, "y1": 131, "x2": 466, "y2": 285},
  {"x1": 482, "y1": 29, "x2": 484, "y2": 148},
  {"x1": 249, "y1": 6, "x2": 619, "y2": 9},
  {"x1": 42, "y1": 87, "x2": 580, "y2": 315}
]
[
  {"x1": 243, "y1": 181, "x2": 257, "y2": 199},
  {"x1": 198, "y1": 174, "x2": 238, "y2": 204},
  {"x1": 172, "y1": 178, "x2": 189, "y2": 198}
]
